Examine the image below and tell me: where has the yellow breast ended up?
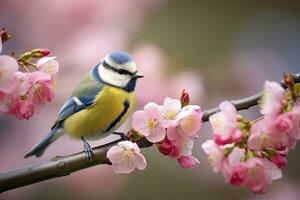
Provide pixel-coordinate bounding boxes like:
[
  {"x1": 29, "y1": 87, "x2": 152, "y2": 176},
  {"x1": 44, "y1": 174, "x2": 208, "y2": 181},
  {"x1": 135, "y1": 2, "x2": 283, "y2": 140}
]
[{"x1": 63, "y1": 85, "x2": 135, "y2": 139}]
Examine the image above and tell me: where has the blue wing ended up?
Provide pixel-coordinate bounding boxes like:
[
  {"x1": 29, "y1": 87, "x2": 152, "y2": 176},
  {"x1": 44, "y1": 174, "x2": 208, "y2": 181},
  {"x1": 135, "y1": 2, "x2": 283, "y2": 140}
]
[
  {"x1": 52, "y1": 69, "x2": 103, "y2": 129},
  {"x1": 57, "y1": 96, "x2": 96, "y2": 120}
]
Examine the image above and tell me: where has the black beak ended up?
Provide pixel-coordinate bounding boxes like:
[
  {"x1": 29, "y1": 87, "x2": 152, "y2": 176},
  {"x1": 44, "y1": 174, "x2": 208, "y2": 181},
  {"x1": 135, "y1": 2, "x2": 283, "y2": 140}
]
[{"x1": 132, "y1": 72, "x2": 144, "y2": 79}]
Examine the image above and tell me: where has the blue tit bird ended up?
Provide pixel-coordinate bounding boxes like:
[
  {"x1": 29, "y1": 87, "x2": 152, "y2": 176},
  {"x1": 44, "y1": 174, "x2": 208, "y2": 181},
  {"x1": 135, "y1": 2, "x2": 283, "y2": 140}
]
[{"x1": 24, "y1": 51, "x2": 144, "y2": 162}]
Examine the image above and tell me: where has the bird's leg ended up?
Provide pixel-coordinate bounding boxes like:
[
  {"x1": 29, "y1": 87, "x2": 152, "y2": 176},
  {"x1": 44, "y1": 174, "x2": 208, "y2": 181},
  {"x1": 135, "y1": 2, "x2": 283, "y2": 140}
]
[
  {"x1": 81, "y1": 137, "x2": 93, "y2": 164},
  {"x1": 113, "y1": 132, "x2": 128, "y2": 141}
]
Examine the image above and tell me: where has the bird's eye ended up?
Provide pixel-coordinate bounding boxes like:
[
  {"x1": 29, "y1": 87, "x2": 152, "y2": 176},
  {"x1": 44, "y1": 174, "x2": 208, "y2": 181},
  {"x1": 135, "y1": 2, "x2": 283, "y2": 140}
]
[{"x1": 117, "y1": 69, "x2": 127, "y2": 75}]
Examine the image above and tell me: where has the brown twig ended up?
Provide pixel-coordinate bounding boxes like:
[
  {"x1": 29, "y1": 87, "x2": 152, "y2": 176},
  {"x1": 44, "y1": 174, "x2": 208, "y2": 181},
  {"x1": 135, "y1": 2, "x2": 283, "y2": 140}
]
[{"x1": 0, "y1": 73, "x2": 299, "y2": 193}]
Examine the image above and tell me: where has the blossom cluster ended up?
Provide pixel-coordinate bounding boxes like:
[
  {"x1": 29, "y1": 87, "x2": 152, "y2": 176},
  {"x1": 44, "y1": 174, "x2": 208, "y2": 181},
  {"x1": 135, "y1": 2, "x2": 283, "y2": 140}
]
[
  {"x1": 0, "y1": 29, "x2": 59, "y2": 120},
  {"x1": 202, "y1": 80, "x2": 300, "y2": 194},
  {"x1": 106, "y1": 90, "x2": 203, "y2": 173}
]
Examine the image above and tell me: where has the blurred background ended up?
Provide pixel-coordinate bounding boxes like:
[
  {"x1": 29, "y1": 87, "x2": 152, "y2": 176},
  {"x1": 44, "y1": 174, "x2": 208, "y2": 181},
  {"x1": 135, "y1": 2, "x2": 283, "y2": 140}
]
[{"x1": 1, "y1": 0, "x2": 300, "y2": 199}]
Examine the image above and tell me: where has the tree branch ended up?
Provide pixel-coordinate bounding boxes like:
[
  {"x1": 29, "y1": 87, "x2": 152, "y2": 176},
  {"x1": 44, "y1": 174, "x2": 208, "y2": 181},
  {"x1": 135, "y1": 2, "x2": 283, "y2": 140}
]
[{"x1": 0, "y1": 73, "x2": 299, "y2": 193}]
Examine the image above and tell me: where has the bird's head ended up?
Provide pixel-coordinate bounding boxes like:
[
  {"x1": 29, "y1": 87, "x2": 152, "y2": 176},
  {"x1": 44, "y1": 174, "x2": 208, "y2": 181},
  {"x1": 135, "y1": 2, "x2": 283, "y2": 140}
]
[{"x1": 98, "y1": 51, "x2": 143, "y2": 90}]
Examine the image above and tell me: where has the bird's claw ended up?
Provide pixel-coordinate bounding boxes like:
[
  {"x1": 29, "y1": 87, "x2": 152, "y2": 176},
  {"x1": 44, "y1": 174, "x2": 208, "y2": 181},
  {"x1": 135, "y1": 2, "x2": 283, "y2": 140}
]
[{"x1": 81, "y1": 137, "x2": 93, "y2": 164}]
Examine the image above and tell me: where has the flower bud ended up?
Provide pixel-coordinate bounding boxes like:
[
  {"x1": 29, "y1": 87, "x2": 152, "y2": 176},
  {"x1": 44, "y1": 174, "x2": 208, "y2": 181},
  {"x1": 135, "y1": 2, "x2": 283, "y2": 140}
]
[
  {"x1": 31, "y1": 48, "x2": 51, "y2": 58},
  {"x1": 270, "y1": 154, "x2": 287, "y2": 170},
  {"x1": 0, "y1": 28, "x2": 11, "y2": 43},
  {"x1": 181, "y1": 89, "x2": 190, "y2": 107}
]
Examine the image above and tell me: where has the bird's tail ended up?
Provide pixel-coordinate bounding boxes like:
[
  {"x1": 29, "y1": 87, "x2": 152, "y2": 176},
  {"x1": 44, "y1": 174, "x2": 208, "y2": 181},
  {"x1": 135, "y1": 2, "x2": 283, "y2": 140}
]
[{"x1": 24, "y1": 126, "x2": 63, "y2": 158}]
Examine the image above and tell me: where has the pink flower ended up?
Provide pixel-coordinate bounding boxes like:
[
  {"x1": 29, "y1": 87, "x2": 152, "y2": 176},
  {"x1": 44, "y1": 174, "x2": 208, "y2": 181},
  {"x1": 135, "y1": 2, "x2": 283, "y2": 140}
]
[
  {"x1": 37, "y1": 56, "x2": 59, "y2": 75},
  {"x1": 209, "y1": 101, "x2": 243, "y2": 145},
  {"x1": 11, "y1": 100, "x2": 34, "y2": 120},
  {"x1": 177, "y1": 155, "x2": 199, "y2": 169},
  {"x1": 19, "y1": 71, "x2": 55, "y2": 104},
  {"x1": 132, "y1": 102, "x2": 166, "y2": 143},
  {"x1": 242, "y1": 158, "x2": 281, "y2": 194},
  {"x1": 260, "y1": 81, "x2": 285, "y2": 119},
  {"x1": 0, "y1": 55, "x2": 18, "y2": 93},
  {"x1": 176, "y1": 105, "x2": 203, "y2": 138},
  {"x1": 106, "y1": 141, "x2": 147, "y2": 174},
  {"x1": 160, "y1": 97, "x2": 182, "y2": 128},
  {"x1": 270, "y1": 155, "x2": 287, "y2": 170},
  {"x1": 248, "y1": 120, "x2": 289, "y2": 151},
  {"x1": 165, "y1": 105, "x2": 203, "y2": 140},
  {"x1": 201, "y1": 140, "x2": 225, "y2": 173}
]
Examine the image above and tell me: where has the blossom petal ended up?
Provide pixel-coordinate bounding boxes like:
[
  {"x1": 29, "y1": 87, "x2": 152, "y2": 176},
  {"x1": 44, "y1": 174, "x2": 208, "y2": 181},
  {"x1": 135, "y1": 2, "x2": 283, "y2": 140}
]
[
  {"x1": 37, "y1": 57, "x2": 59, "y2": 74},
  {"x1": 144, "y1": 102, "x2": 163, "y2": 120},
  {"x1": 118, "y1": 141, "x2": 140, "y2": 152},
  {"x1": 107, "y1": 146, "x2": 124, "y2": 163},
  {"x1": 163, "y1": 97, "x2": 181, "y2": 114},
  {"x1": 166, "y1": 126, "x2": 180, "y2": 141},
  {"x1": 132, "y1": 110, "x2": 150, "y2": 136},
  {"x1": 134, "y1": 152, "x2": 147, "y2": 170},
  {"x1": 0, "y1": 55, "x2": 18, "y2": 93},
  {"x1": 146, "y1": 126, "x2": 166, "y2": 143},
  {"x1": 112, "y1": 157, "x2": 135, "y2": 174}
]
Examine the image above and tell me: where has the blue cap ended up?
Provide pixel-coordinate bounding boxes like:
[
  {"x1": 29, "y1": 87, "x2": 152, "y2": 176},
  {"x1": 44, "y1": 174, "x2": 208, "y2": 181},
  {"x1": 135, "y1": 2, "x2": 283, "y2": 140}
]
[{"x1": 108, "y1": 51, "x2": 133, "y2": 65}]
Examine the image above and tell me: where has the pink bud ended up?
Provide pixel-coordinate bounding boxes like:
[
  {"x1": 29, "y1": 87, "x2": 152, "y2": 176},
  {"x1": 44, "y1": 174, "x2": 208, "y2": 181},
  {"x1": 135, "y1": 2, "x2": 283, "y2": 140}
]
[
  {"x1": 213, "y1": 134, "x2": 232, "y2": 145},
  {"x1": 270, "y1": 155, "x2": 287, "y2": 170},
  {"x1": 177, "y1": 155, "x2": 199, "y2": 169},
  {"x1": 31, "y1": 48, "x2": 51, "y2": 58},
  {"x1": 180, "y1": 89, "x2": 190, "y2": 107},
  {"x1": 158, "y1": 138, "x2": 180, "y2": 158}
]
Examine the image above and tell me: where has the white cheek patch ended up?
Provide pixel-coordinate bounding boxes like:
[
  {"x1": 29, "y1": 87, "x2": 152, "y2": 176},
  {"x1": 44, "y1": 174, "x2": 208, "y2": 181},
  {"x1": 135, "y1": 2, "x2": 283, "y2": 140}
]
[{"x1": 99, "y1": 66, "x2": 131, "y2": 88}]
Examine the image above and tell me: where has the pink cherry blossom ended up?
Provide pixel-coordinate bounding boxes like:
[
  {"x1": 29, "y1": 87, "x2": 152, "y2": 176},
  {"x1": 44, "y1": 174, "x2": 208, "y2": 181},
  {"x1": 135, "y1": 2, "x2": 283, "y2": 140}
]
[
  {"x1": 209, "y1": 101, "x2": 243, "y2": 145},
  {"x1": 107, "y1": 141, "x2": 147, "y2": 174},
  {"x1": 176, "y1": 105, "x2": 203, "y2": 138},
  {"x1": 248, "y1": 119, "x2": 289, "y2": 151},
  {"x1": 0, "y1": 55, "x2": 18, "y2": 93},
  {"x1": 10, "y1": 100, "x2": 35, "y2": 120},
  {"x1": 37, "y1": 56, "x2": 59, "y2": 74},
  {"x1": 132, "y1": 102, "x2": 166, "y2": 143},
  {"x1": 177, "y1": 155, "x2": 199, "y2": 169},
  {"x1": 260, "y1": 81, "x2": 285, "y2": 119},
  {"x1": 19, "y1": 71, "x2": 55, "y2": 104},
  {"x1": 160, "y1": 97, "x2": 182, "y2": 128},
  {"x1": 242, "y1": 158, "x2": 281, "y2": 194},
  {"x1": 201, "y1": 140, "x2": 225, "y2": 173}
]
